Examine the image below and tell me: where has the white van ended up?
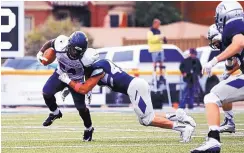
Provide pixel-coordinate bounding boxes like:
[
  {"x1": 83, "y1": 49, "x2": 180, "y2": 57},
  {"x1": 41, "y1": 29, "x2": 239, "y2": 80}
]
[
  {"x1": 96, "y1": 44, "x2": 185, "y2": 104},
  {"x1": 96, "y1": 44, "x2": 184, "y2": 83}
]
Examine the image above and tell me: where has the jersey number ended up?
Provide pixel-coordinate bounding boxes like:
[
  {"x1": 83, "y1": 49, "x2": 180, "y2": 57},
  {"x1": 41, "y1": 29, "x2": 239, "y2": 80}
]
[
  {"x1": 109, "y1": 61, "x2": 122, "y2": 75},
  {"x1": 101, "y1": 61, "x2": 122, "y2": 87},
  {"x1": 59, "y1": 62, "x2": 77, "y2": 75}
]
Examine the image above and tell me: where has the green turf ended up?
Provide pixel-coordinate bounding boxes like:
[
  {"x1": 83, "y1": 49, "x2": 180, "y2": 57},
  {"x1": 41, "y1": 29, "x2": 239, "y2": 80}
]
[{"x1": 2, "y1": 111, "x2": 244, "y2": 153}]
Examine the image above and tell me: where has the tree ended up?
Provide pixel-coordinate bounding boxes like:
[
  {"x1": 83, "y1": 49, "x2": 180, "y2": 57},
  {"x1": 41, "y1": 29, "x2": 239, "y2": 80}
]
[
  {"x1": 25, "y1": 17, "x2": 93, "y2": 56},
  {"x1": 135, "y1": 2, "x2": 182, "y2": 27}
]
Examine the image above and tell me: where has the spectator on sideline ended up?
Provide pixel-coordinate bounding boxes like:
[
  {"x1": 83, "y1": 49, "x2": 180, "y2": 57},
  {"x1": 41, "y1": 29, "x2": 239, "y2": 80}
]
[
  {"x1": 179, "y1": 48, "x2": 202, "y2": 109},
  {"x1": 147, "y1": 19, "x2": 167, "y2": 90}
]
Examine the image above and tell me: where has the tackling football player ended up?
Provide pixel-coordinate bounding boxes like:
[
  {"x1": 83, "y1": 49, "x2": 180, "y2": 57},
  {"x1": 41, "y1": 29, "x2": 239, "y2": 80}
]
[
  {"x1": 207, "y1": 24, "x2": 244, "y2": 133},
  {"x1": 36, "y1": 31, "x2": 96, "y2": 141},
  {"x1": 191, "y1": 1, "x2": 244, "y2": 152},
  {"x1": 58, "y1": 49, "x2": 196, "y2": 143}
]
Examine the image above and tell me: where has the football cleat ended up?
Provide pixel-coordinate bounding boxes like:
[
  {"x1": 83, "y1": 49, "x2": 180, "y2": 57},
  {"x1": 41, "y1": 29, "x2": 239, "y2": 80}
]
[
  {"x1": 176, "y1": 109, "x2": 197, "y2": 127},
  {"x1": 219, "y1": 117, "x2": 235, "y2": 133},
  {"x1": 43, "y1": 110, "x2": 62, "y2": 126},
  {"x1": 83, "y1": 127, "x2": 94, "y2": 141},
  {"x1": 174, "y1": 122, "x2": 195, "y2": 143},
  {"x1": 191, "y1": 137, "x2": 221, "y2": 153},
  {"x1": 181, "y1": 124, "x2": 195, "y2": 142},
  {"x1": 61, "y1": 87, "x2": 70, "y2": 102}
]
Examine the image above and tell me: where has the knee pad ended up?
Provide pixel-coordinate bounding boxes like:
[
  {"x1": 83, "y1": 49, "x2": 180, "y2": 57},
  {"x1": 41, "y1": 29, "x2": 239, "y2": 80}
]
[
  {"x1": 138, "y1": 113, "x2": 154, "y2": 126},
  {"x1": 204, "y1": 93, "x2": 221, "y2": 107},
  {"x1": 138, "y1": 118, "x2": 146, "y2": 126}
]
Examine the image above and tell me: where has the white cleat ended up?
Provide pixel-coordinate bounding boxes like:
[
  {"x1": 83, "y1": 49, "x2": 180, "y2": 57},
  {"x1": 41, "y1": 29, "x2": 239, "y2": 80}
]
[
  {"x1": 176, "y1": 109, "x2": 197, "y2": 127},
  {"x1": 191, "y1": 137, "x2": 221, "y2": 153},
  {"x1": 219, "y1": 118, "x2": 235, "y2": 133},
  {"x1": 180, "y1": 124, "x2": 195, "y2": 143},
  {"x1": 174, "y1": 121, "x2": 195, "y2": 143}
]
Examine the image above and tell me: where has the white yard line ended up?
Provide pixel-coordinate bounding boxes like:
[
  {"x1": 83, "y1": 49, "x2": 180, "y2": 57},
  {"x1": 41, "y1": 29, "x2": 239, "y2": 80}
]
[
  {"x1": 2, "y1": 123, "x2": 244, "y2": 129},
  {"x1": 2, "y1": 134, "x2": 244, "y2": 142},
  {"x1": 2, "y1": 142, "x2": 244, "y2": 149},
  {"x1": 2, "y1": 120, "x2": 136, "y2": 125},
  {"x1": 2, "y1": 128, "x2": 244, "y2": 134}
]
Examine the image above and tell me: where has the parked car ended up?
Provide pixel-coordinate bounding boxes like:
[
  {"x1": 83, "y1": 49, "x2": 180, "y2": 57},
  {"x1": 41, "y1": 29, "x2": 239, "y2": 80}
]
[
  {"x1": 2, "y1": 56, "x2": 37, "y2": 69},
  {"x1": 97, "y1": 44, "x2": 184, "y2": 80},
  {"x1": 2, "y1": 56, "x2": 58, "y2": 70},
  {"x1": 26, "y1": 61, "x2": 58, "y2": 70}
]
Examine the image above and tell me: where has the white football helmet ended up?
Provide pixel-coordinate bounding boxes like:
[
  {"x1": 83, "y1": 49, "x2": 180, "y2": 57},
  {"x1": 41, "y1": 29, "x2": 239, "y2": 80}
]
[
  {"x1": 215, "y1": 1, "x2": 243, "y2": 33},
  {"x1": 81, "y1": 48, "x2": 99, "y2": 67},
  {"x1": 207, "y1": 24, "x2": 222, "y2": 49}
]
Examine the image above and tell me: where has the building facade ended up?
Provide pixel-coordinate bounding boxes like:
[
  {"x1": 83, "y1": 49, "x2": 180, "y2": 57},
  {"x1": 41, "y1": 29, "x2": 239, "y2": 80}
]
[{"x1": 174, "y1": 1, "x2": 244, "y2": 25}]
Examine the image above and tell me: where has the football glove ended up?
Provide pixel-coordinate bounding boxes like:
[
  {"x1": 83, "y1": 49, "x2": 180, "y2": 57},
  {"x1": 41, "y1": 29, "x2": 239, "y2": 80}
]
[
  {"x1": 36, "y1": 51, "x2": 48, "y2": 65},
  {"x1": 58, "y1": 73, "x2": 71, "y2": 84},
  {"x1": 202, "y1": 57, "x2": 218, "y2": 77}
]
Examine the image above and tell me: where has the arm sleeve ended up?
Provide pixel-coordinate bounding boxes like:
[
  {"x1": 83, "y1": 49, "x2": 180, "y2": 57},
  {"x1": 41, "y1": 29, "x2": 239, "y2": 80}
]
[
  {"x1": 39, "y1": 39, "x2": 55, "y2": 53},
  {"x1": 147, "y1": 31, "x2": 162, "y2": 44}
]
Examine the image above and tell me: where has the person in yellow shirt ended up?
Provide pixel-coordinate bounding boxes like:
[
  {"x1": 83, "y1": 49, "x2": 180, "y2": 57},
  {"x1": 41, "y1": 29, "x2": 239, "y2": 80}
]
[{"x1": 147, "y1": 19, "x2": 167, "y2": 90}]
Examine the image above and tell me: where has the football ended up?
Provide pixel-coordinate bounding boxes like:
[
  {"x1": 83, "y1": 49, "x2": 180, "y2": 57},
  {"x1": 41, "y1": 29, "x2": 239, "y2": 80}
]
[{"x1": 42, "y1": 48, "x2": 56, "y2": 66}]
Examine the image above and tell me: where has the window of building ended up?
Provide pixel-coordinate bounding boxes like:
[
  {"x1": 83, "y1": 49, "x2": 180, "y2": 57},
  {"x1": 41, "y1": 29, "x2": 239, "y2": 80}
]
[
  {"x1": 110, "y1": 15, "x2": 119, "y2": 27},
  {"x1": 56, "y1": 10, "x2": 70, "y2": 20},
  {"x1": 25, "y1": 16, "x2": 33, "y2": 33},
  {"x1": 127, "y1": 14, "x2": 134, "y2": 27}
]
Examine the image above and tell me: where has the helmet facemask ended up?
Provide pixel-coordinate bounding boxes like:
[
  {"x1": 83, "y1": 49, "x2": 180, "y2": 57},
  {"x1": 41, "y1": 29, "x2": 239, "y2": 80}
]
[
  {"x1": 209, "y1": 38, "x2": 221, "y2": 50},
  {"x1": 67, "y1": 44, "x2": 86, "y2": 60}
]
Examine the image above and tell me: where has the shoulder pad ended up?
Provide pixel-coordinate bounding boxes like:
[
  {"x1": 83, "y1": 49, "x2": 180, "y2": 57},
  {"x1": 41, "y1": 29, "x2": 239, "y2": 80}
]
[
  {"x1": 54, "y1": 35, "x2": 69, "y2": 52},
  {"x1": 91, "y1": 68, "x2": 104, "y2": 77},
  {"x1": 81, "y1": 48, "x2": 99, "y2": 67}
]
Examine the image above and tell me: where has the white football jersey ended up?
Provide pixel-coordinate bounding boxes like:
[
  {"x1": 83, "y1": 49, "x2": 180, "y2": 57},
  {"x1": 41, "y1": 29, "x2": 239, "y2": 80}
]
[{"x1": 54, "y1": 35, "x2": 84, "y2": 80}]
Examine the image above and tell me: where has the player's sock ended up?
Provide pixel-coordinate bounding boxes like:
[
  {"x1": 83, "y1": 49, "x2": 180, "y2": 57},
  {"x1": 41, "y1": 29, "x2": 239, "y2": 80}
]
[
  {"x1": 52, "y1": 108, "x2": 60, "y2": 115},
  {"x1": 86, "y1": 125, "x2": 93, "y2": 131},
  {"x1": 79, "y1": 108, "x2": 92, "y2": 128},
  {"x1": 165, "y1": 113, "x2": 177, "y2": 121},
  {"x1": 224, "y1": 110, "x2": 234, "y2": 120},
  {"x1": 209, "y1": 125, "x2": 220, "y2": 132},
  {"x1": 208, "y1": 130, "x2": 220, "y2": 142}
]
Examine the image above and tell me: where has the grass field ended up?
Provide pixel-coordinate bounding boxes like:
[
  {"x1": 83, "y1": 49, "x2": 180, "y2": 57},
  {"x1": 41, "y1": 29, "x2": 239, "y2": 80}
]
[{"x1": 2, "y1": 110, "x2": 244, "y2": 153}]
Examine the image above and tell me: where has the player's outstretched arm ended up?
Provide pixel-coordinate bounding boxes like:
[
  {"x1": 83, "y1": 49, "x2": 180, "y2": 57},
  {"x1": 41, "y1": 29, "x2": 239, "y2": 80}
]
[
  {"x1": 70, "y1": 73, "x2": 104, "y2": 94},
  {"x1": 58, "y1": 72, "x2": 104, "y2": 95},
  {"x1": 216, "y1": 34, "x2": 244, "y2": 62},
  {"x1": 202, "y1": 34, "x2": 244, "y2": 76}
]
